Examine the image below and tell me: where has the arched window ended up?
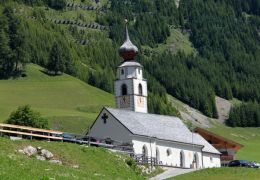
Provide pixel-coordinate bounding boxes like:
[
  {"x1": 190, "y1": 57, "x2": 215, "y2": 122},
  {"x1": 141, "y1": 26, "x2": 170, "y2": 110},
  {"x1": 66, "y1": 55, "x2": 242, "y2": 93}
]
[
  {"x1": 142, "y1": 145, "x2": 148, "y2": 163},
  {"x1": 121, "y1": 84, "x2": 127, "y2": 95},
  {"x1": 193, "y1": 153, "x2": 199, "y2": 169},
  {"x1": 121, "y1": 69, "x2": 124, "y2": 75},
  {"x1": 138, "y1": 84, "x2": 143, "y2": 95},
  {"x1": 180, "y1": 150, "x2": 185, "y2": 168},
  {"x1": 167, "y1": 148, "x2": 172, "y2": 156}
]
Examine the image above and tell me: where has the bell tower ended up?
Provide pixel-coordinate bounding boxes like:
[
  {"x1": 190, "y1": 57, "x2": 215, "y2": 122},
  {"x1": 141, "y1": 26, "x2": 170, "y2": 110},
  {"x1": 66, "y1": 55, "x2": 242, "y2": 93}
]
[{"x1": 114, "y1": 22, "x2": 148, "y2": 113}]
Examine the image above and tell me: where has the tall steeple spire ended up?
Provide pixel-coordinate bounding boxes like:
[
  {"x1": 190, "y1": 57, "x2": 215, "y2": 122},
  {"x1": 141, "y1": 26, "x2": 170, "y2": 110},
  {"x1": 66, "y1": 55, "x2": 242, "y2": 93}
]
[{"x1": 118, "y1": 19, "x2": 138, "y2": 61}]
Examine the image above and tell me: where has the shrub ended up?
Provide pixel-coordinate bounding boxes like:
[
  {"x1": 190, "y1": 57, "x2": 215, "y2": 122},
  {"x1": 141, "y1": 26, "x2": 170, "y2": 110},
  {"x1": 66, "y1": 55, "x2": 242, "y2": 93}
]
[{"x1": 6, "y1": 105, "x2": 49, "y2": 129}]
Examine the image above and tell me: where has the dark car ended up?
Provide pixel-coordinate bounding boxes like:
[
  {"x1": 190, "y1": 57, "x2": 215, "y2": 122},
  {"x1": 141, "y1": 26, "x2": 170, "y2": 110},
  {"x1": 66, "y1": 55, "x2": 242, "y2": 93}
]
[{"x1": 228, "y1": 160, "x2": 252, "y2": 167}]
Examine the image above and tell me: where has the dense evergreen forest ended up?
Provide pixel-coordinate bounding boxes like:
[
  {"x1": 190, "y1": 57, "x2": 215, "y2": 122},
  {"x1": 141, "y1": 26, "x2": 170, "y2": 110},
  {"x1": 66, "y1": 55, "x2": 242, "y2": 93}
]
[
  {"x1": 0, "y1": 0, "x2": 259, "y2": 124},
  {"x1": 227, "y1": 102, "x2": 260, "y2": 127}
]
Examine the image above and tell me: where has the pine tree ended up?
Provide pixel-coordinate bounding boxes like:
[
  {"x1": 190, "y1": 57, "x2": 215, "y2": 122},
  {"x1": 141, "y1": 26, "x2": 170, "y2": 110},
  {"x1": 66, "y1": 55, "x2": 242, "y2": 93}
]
[
  {"x1": 0, "y1": 28, "x2": 12, "y2": 78},
  {"x1": 47, "y1": 41, "x2": 65, "y2": 75}
]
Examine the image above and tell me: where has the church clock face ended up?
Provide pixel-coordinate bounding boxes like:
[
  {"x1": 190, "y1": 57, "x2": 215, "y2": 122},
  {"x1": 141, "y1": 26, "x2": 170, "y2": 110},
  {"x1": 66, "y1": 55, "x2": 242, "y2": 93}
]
[
  {"x1": 120, "y1": 96, "x2": 130, "y2": 108},
  {"x1": 137, "y1": 96, "x2": 144, "y2": 107}
]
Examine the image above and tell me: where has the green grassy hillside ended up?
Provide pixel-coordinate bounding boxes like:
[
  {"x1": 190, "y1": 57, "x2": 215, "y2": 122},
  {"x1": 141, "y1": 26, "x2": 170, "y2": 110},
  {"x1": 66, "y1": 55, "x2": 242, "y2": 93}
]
[
  {"x1": 209, "y1": 126, "x2": 260, "y2": 162},
  {"x1": 0, "y1": 64, "x2": 115, "y2": 134},
  {"x1": 0, "y1": 137, "x2": 142, "y2": 179},
  {"x1": 173, "y1": 168, "x2": 260, "y2": 180}
]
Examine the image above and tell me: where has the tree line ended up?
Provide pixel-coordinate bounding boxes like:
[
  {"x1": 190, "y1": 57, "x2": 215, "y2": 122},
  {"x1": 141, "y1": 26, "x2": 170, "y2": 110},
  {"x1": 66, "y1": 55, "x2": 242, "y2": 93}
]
[
  {"x1": 0, "y1": 6, "x2": 27, "y2": 78},
  {"x1": 226, "y1": 102, "x2": 260, "y2": 127}
]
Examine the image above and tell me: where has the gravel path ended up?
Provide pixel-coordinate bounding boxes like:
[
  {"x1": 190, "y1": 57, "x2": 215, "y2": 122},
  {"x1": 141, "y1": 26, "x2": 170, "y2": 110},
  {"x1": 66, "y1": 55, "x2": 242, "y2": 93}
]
[{"x1": 150, "y1": 167, "x2": 197, "y2": 180}]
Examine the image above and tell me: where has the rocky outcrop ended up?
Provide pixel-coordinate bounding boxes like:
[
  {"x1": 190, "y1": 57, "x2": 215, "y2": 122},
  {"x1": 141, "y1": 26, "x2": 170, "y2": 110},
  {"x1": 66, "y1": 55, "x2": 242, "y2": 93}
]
[
  {"x1": 49, "y1": 159, "x2": 62, "y2": 165},
  {"x1": 36, "y1": 155, "x2": 46, "y2": 161},
  {"x1": 18, "y1": 146, "x2": 63, "y2": 166},
  {"x1": 41, "y1": 149, "x2": 54, "y2": 159},
  {"x1": 23, "y1": 146, "x2": 37, "y2": 156}
]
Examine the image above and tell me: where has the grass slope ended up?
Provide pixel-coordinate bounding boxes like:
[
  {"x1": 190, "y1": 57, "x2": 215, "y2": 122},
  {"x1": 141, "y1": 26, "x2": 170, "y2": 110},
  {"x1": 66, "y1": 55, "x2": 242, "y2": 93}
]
[
  {"x1": 172, "y1": 168, "x2": 260, "y2": 180},
  {"x1": 0, "y1": 64, "x2": 114, "y2": 134},
  {"x1": 0, "y1": 137, "x2": 142, "y2": 179},
  {"x1": 143, "y1": 28, "x2": 196, "y2": 55},
  {"x1": 209, "y1": 125, "x2": 260, "y2": 162}
]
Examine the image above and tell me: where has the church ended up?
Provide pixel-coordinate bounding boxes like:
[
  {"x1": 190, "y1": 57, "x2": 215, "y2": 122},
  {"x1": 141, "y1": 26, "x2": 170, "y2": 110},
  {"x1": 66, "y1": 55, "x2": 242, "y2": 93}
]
[{"x1": 88, "y1": 25, "x2": 221, "y2": 169}]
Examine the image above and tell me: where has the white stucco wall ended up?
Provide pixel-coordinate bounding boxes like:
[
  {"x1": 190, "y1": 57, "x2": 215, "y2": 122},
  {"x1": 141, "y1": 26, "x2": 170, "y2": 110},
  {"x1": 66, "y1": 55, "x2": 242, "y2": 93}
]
[
  {"x1": 115, "y1": 66, "x2": 148, "y2": 113},
  {"x1": 133, "y1": 79, "x2": 147, "y2": 96},
  {"x1": 117, "y1": 66, "x2": 143, "y2": 80},
  {"x1": 132, "y1": 136, "x2": 204, "y2": 169},
  {"x1": 202, "y1": 152, "x2": 221, "y2": 168},
  {"x1": 88, "y1": 109, "x2": 132, "y2": 143}
]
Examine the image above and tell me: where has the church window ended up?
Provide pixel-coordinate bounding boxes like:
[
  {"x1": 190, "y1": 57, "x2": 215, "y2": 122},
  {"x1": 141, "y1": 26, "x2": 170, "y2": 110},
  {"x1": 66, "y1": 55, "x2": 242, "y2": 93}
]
[
  {"x1": 180, "y1": 151, "x2": 185, "y2": 168},
  {"x1": 210, "y1": 157, "x2": 213, "y2": 163},
  {"x1": 121, "y1": 84, "x2": 127, "y2": 95},
  {"x1": 138, "y1": 84, "x2": 143, "y2": 95},
  {"x1": 142, "y1": 145, "x2": 148, "y2": 157},
  {"x1": 121, "y1": 69, "x2": 124, "y2": 75},
  {"x1": 138, "y1": 68, "x2": 141, "y2": 74},
  {"x1": 167, "y1": 148, "x2": 172, "y2": 156},
  {"x1": 156, "y1": 147, "x2": 160, "y2": 164}
]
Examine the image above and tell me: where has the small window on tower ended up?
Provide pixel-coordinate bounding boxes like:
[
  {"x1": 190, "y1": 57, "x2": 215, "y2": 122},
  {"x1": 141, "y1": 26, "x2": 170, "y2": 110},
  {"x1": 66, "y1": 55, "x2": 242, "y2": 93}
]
[
  {"x1": 138, "y1": 68, "x2": 141, "y2": 74},
  {"x1": 121, "y1": 84, "x2": 127, "y2": 95},
  {"x1": 121, "y1": 69, "x2": 124, "y2": 75},
  {"x1": 138, "y1": 84, "x2": 143, "y2": 95}
]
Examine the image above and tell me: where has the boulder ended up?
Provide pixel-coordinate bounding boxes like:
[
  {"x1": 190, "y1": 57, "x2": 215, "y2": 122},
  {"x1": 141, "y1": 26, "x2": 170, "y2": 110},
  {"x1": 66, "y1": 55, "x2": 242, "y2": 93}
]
[
  {"x1": 72, "y1": 164, "x2": 79, "y2": 169},
  {"x1": 49, "y1": 159, "x2": 62, "y2": 165},
  {"x1": 23, "y1": 146, "x2": 37, "y2": 156},
  {"x1": 41, "y1": 149, "x2": 54, "y2": 159},
  {"x1": 36, "y1": 155, "x2": 46, "y2": 161},
  {"x1": 18, "y1": 149, "x2": 25, "y2": 154}
]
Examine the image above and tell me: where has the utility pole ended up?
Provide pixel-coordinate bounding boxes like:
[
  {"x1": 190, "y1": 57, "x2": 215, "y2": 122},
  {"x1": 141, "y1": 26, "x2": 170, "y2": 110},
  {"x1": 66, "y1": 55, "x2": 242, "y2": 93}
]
[
  {"x1": 149, "y1": 138, "x2": 153, "y2": 171},
  {"x1": 192, "y1": 122, "x2": 195, "y2": 169},
  {"x1": 88, "y1": 126, "x2": 90, "y2": 147}
]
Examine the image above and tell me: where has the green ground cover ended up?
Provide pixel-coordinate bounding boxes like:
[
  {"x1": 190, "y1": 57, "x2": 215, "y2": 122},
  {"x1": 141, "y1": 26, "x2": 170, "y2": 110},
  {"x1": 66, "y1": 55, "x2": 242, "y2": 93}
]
[
  {"x1": 143, "y1": 28, "x2": 196, "y2": 55},
  {"x1": 0, "y1": 64, "x2": 115, "y2": 134},
  {"x1": 0, "y1": 137, "x2": 142, "y2": 179},
  {"x1": 173, "y1": 167, "x2": 260, "y2": 180},
  {"x1": 209, "y1": 125, "x2": 260, "y2": 162}
]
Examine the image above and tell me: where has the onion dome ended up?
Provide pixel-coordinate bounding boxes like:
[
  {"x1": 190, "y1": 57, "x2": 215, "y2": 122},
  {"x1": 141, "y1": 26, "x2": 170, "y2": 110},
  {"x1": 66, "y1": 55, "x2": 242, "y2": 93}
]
[{"x1": 119, "y1": 23, "x2": 138, "y2": 61}]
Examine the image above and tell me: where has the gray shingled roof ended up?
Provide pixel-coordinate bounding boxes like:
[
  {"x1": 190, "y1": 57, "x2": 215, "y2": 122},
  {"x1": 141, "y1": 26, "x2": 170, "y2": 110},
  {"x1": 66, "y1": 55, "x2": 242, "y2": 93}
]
[
  {"x1": 193, "y1": 133, "x2": 221, "y2": 154},
  {"x1": 105, "y1": 108, "x2": 220, "y2": 154},
  {"x1": 119, "y1": 61, "x2": 142, "y2": 68},
  {"x1": 118, "y1": 26, "x2": 138, "y2": 54}
]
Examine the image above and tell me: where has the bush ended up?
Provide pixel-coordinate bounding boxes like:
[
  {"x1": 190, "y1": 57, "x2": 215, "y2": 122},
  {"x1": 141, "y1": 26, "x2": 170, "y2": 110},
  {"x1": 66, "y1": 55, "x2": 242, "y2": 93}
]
[
  {"x1": 6, "y1": 105, "x2": 49, "y2": 129},
  {"x1": 48, "y1": 0, "x2": 66, "y2": 10},
  {"x1": 125, "y1": 157, "x2": 141, "y2": 174}
]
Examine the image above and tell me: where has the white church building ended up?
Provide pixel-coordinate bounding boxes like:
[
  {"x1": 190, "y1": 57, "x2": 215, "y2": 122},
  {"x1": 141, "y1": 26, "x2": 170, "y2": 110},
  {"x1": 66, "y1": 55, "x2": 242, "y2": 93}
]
[{"x1": 88, "y1": 25, "x2": 221, "y2": 169}]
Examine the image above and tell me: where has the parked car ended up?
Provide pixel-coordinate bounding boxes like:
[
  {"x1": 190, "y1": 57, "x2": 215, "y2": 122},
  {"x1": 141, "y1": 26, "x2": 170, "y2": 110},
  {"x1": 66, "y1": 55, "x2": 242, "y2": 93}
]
[{"x1": 228, "y1": 160, "x2": 252, "y2": 167}]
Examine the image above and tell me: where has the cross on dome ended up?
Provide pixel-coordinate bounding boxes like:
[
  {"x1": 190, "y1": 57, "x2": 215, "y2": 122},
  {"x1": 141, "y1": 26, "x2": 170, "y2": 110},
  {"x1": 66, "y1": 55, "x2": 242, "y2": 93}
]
[{"x1": 118, "y1": 19, "x2": 138, "y2": 61}]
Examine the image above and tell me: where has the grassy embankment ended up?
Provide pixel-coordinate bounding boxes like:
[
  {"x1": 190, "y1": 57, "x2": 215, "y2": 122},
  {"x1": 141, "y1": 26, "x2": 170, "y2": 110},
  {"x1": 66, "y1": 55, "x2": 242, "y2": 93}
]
[
  {"x1": 0, "y1": 64, "x2": 115, "y2": 134},
  {"x1": 173, "y1": 167, "x2": 260, "y2": 180},
  {"x1": 209, "y1": 125, "x2": 260, "y2": 162},
  {"x1": 0, "y1": 137, "x2": 142, "y2": 179}
]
